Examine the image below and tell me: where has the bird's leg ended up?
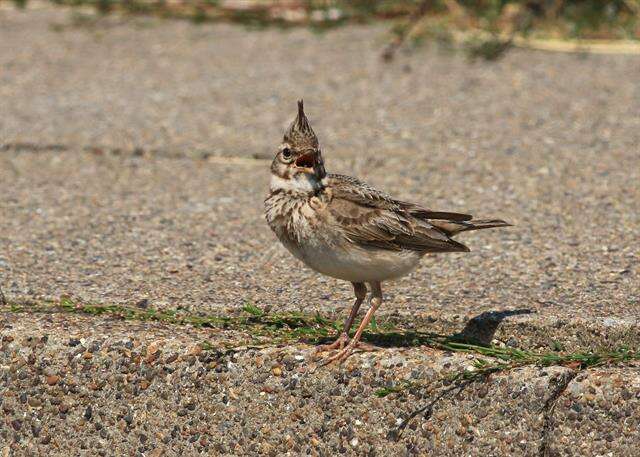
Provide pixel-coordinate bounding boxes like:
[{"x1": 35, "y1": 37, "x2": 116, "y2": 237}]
[
  {"x1": 321, "y1": 281, "x2": 383, "y2": 365},
  {"x1": 315, "y1": 282, "x2": 366, "y2": 353}
]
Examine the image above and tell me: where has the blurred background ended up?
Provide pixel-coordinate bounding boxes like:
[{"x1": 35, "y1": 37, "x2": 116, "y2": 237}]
[{"x1": 6, "y1": 1, "x2": 640, "y2": 44}]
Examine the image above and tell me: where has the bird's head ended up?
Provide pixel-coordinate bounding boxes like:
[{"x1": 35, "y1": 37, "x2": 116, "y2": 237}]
[{"x1": 270, "y1": 100, "x2": 326, "y2": 194}]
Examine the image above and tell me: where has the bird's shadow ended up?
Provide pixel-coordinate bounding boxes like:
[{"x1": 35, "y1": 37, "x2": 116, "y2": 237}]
[
  {"x1": 450, "y1": 308, "x2": 533, "y2": 345},
  {"x1": 350, "y1": 308, "x2": 533, "y2": 348}
]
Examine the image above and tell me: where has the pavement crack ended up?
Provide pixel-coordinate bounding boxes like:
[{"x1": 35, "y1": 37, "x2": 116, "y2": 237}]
[
  {"x1": 0, "y1": 142, "x2": 68, "y2": 153},
  {"x1": 0, "y1": 141, "x2": 268, "y2": 163},
  {"x1": 538, "y1": 369, "x2": 579, "y2": 457},
  {"x1": 389, "y1": 377, "x2": 476, "y2": 441}
]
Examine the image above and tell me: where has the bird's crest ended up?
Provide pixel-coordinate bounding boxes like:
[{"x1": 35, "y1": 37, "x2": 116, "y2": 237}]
[{"x1": 284, "y1": 100, "x2": 319, "y2": 150}]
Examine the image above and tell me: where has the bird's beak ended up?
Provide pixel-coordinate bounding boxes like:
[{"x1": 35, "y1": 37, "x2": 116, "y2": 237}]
[
  {"x1": 294, "y1": 151, "x2": 317, "y2": 172},
  {"x1": 295, "y1": 150, "x2": 326, "y2": 179}
]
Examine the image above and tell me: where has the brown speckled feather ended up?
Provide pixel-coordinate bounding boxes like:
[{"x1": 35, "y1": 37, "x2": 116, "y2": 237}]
[
  {"x1": 327, "y1": 174, "x2": 472, "y2": 221},
  {"x1": 325, "y1": 174, "x2": 471, "y2": 253}
]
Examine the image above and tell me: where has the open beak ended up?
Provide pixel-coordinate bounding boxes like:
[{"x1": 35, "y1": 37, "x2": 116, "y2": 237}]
[
  {"x1": 294, "y1": 150, "x2": 326, "y2": 179},
  {"x1": 294, "y1": 151, "x2": 317, "y2": 171}
]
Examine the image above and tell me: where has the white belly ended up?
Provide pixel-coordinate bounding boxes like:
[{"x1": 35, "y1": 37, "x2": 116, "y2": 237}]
[{"x1": 285, "y1": 241, "x2": 422, "y2": 283}]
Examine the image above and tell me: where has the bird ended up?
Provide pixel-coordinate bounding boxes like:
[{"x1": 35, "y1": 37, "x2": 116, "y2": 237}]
[{"x1": 264, "y1": 100, "x2": 511, "y2": 364}]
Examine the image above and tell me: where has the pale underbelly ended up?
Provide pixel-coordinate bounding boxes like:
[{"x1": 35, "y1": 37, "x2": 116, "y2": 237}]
[{"x1": 284, "y1": 242, "x2": 422, "y2": 283}]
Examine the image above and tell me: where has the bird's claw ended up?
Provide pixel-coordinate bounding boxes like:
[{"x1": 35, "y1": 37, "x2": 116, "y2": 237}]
[
  {"x1": 318, "y1": 343, "x2": 356, "y2": 366},
  {"x1": 315, "y1": 339, "x2": 378, "y2": 366},
  {"x1": 314, "y1": 333, "x2": 349, "y2": 354}
]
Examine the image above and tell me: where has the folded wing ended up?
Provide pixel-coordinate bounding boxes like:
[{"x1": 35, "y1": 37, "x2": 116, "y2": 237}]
[
  {"x1": 326, "y1": 174, "x2": 510, "y2": 253},
  {"x1": 326, "y1": 175, "x2": 470, "y2": 253}
]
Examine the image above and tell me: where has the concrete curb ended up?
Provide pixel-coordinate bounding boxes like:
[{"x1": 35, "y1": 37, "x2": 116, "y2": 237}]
[{"x1": 1, "y1": 310, "x2": 639, "y2": 456}]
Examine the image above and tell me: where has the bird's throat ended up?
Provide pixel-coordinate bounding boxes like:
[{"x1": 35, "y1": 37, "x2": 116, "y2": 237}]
[{"x1": 270, "y1": 172, "x2": 322, "y2": 195}]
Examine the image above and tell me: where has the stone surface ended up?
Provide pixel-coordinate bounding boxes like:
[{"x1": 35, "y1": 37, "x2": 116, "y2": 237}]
[
  {"x1": 548, "y1": 366, "x2": 640, "y2": 457},
  {"x1": 2, "y1": 313, "x2": 638, "y2": 456},
  {"x1": 0, "y1": 312, "x2": 597, "y2": 457}
]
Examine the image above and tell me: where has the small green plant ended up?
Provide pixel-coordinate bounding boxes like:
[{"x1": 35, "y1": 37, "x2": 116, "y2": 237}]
[
  {"x1": 369, "y1": 315, "x2": 378, "y2": 332},
  {"x1": 242, "y1": 303, "x2": 265, "y2": 317},
  {"x1": 375, "y1": 381, "x2": 414, "y2": 398},
  {"x1": 5, "y1": 297, "x2": 639, "y2": 386},
  {"x1": 374, "y1": 344, "x2": 638, "y2": 397},
  {"x1": 551, "y1": 340, "x2": 565, "y2": 352}
]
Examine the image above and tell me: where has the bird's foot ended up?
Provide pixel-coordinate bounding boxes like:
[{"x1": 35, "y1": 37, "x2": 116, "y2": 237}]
[
  {"x1": 317, "y1": 340, "x2": 378, "y2": 366},
  {"x1": 318, "y1": 342, "x2": 357, "y2": 366},
  {"x1": 351, "y1": 340, "x2": 378, "y2": 352},
  {"x1": 314, "y1": 333, "x2": 350, "y2": 354}
]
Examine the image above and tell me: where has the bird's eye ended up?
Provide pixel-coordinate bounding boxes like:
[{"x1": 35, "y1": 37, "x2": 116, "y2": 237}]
[{"x1": 282, "y1": 148, "x2": 292, "y2": 159}]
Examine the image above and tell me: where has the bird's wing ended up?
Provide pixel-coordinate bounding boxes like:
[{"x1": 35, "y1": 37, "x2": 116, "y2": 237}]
[
  {"x1": 324, "y1": 174, "x2": 469, "y2": 253},
  {"x1": 326, "y1": 174, "x2": 473, "y2": 221}
]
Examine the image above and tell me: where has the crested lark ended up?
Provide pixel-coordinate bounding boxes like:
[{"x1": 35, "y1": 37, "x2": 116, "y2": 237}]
[{"x1": 265, "y1": 101, "x2": 511, "y2": 364}]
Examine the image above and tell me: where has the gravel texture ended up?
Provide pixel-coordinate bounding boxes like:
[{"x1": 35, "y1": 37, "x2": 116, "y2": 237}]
[
  {"x1": 549, "y1": 367, "x2": 640, "y2": 456},
  {"x1": 5, "y1": 312, "x2": 638, "y2": 457},
  {"x1": 1, "y1": 3, "x2": 640, "y2": 455}
]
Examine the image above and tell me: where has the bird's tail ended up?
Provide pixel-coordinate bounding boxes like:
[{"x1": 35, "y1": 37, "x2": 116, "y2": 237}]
[
  {"x1": 431, "y1": 218, "x2": 512, "y2": 237},
  {"x1": 458, "y1": 219, "x2": 512, "y2": 233}
]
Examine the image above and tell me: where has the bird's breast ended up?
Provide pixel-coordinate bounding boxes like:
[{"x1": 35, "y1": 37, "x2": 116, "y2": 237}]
[
  {"x1": 265, "y1": 190, "x2": 421, "y2": 282},
  {"x1": 265, "y1": 191, "x2": 321, "y2": 245}
]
